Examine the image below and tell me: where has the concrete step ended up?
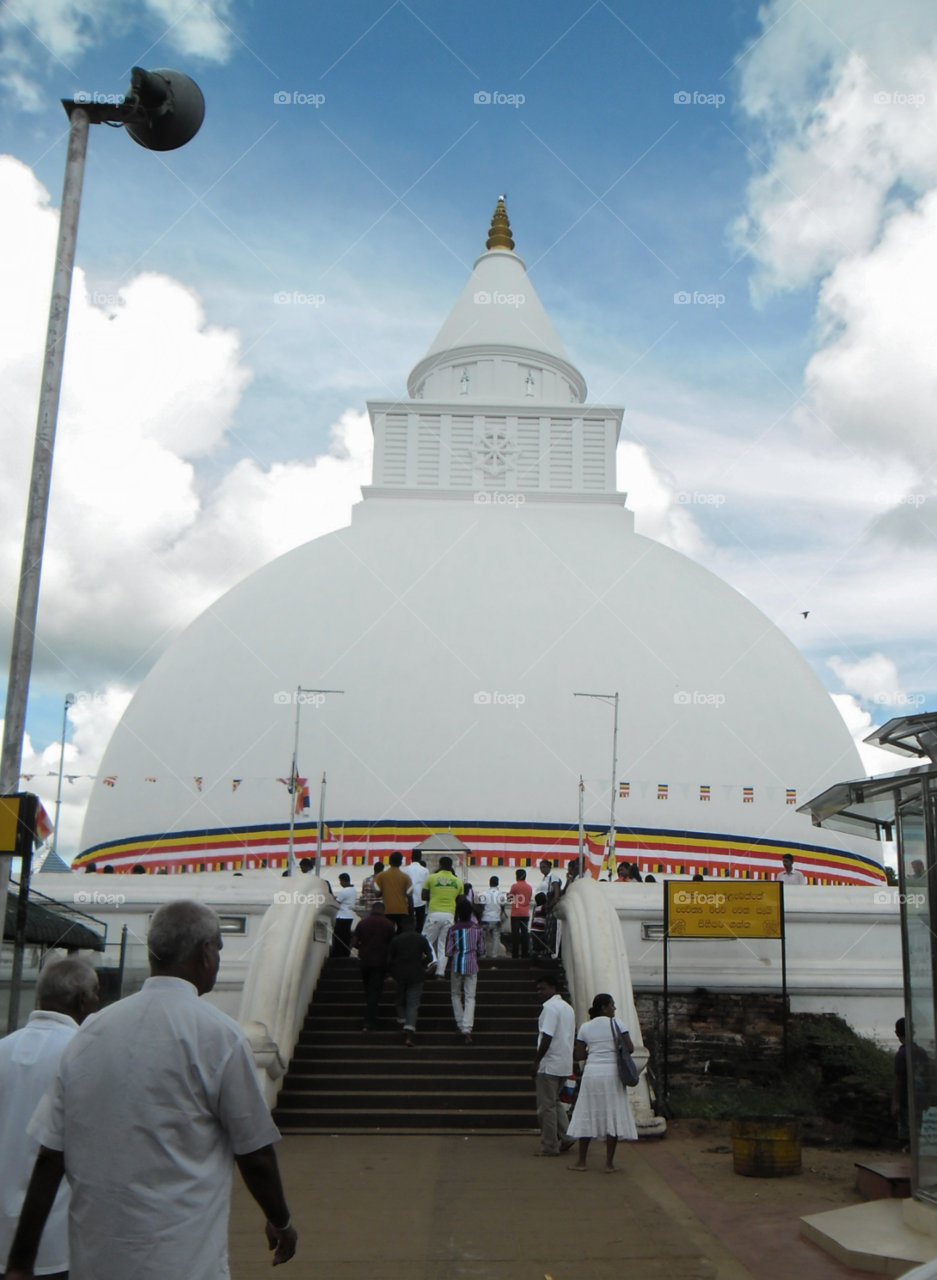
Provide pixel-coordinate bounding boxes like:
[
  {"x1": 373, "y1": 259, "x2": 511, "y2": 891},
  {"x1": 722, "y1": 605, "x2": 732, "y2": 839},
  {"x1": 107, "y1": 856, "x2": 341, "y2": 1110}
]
[
  {"x1": 277, "y1": 1088, "x2": 534, "y2": 1110},
  {"x1": 296, "y1": 1029, "x2": 534, "y2": 1048},
  {"x1": 284, "y1": 1074, "x2": 534, "y2": 1093},
  {"x1": 288, "y1": 1056, "x2": 530, "y2": 1075},
  {"x1": 273, "y1": 1105, "x2": 537, "y2": 1130},
  {"x1": 290, "y1": 1043, "x2": 530, "y2": 1062}
]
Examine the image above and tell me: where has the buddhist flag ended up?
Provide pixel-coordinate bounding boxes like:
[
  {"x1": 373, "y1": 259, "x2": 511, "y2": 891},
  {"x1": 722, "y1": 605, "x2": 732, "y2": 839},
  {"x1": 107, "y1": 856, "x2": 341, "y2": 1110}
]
[
  {"x1": 699, "y1": 785, "x2": 711, "y2": 801},
  {"x1": 657, "y1": 784, "x2": 668, "y2": 800},
  {"x1": 584, "y1": 833, "x2": 606, "y2": 878},
  {"x1": 145, "y1": 776, "x2": 156, "y2": 783},
  {"x1": 743, "y1": 787, "x2": 754, "y2": 803},
  {"x1": 103, "y1": 776, "x2": 116, "y2": 787},
  {"x1": 232, "y1": 779, "x2": 242, "y2": 792},
  {"x1": 34, "y1": 800, "x2": 54, "y2": 844},
  {"x1": 785, "y1": 789, "x2": 796, "y2": 805},
  {"x1": 619, "y1": 781, "x2": 630, "y2": 799},
  {"x1": 295, "y1": 778, "x2": 310, "y2": 815}
]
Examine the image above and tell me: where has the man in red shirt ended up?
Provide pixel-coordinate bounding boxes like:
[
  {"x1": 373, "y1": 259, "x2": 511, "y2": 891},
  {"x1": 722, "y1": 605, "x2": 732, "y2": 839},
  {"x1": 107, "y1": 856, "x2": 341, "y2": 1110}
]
[
  {"x1": 351, "y1": 903, "x2": 396, "y2": 1030},
  {"x1": 509, "y1": 869, "x2": 532, "y2": 959}
]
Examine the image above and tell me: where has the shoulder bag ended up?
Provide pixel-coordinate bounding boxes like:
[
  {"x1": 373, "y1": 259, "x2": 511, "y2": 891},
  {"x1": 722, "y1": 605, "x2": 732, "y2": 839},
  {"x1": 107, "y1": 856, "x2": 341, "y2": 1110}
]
[{"x1": 609, "y1": 1017, "x2": 640, "y2": 1089}]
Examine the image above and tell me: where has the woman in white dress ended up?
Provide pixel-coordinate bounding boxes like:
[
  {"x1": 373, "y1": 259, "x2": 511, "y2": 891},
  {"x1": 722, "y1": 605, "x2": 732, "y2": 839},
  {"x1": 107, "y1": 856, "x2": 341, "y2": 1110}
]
[{"x1": 567, "y1": 993, "x2": 638, "y2": 1172}]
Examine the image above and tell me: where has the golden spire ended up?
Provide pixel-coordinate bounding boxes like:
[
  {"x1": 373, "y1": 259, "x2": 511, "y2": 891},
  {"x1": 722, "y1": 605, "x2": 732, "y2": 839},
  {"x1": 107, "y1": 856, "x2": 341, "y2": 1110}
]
[{"x1": 485, "y1": 195, "x2": 515, "y2": 251}]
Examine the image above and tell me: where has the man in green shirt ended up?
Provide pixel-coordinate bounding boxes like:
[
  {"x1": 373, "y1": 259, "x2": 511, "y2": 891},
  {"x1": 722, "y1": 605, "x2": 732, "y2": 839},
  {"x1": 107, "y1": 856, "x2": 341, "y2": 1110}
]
[
  {"x1": 421, "y1": 856, "x2": 463, "y2": 978},
  {"x1": 387, "y1": 920, "x2": 434, "y2": 1046}
]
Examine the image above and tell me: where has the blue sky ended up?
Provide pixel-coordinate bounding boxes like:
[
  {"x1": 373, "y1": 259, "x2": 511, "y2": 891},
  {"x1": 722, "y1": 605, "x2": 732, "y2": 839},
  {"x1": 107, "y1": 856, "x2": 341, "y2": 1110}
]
[{"x1": 3, "y1": 0, "x2": 937, "y2": 850}]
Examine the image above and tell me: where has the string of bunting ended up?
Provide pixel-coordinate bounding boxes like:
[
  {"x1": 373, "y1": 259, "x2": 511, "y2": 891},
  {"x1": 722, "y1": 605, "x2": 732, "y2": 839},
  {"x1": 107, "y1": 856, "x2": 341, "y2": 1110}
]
[{"x1": 24, "y1": 773, "x2": 796, "y2": 807}]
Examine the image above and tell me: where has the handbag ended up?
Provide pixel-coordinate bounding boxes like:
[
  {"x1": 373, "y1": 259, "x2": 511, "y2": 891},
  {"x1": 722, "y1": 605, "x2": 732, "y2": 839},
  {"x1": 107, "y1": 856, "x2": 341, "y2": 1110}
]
[{"x1": 610, "y1": 1017, "x2": 640, "y2": 1088}]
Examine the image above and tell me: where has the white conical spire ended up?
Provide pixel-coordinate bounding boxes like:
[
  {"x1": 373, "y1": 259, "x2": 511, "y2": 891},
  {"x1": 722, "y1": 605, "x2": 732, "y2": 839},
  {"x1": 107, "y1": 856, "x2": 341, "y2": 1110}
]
[{"x1": 407, "y1": 198, "x2": 586, "y2": 404}]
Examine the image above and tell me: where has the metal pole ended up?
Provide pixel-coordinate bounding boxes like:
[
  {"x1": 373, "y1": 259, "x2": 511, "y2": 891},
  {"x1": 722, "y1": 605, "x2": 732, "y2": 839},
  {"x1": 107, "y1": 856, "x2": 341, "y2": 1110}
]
[
  {"x1": 578, "y1": 776, "x2": 585, "y2": 880},
  {"x1": 607, "y1": 692, "x2": 619, "y2": 876},
  {"x1": 663, "y1": 886, "x2": 670, "y2": 1101},
  {"x1": 51, "y1": 693, "x2": 75, "y2": 860},
  {"x1": 7, "y1": 794, "x2": 38, "y2": 1033},
  {"x1": 0, "y1": 109, "x2": 90, "y2": 951},
  {"x1": 287, "y1": 686, "x2": 301, "y2": 877},
  {"x1": 315, "y1": 772, "x2": 326, "y2": 876},
  {"x1": 780, "y1": 882, "x2": 788, "y2": 1069},
  {"x1": 117, "y1": 922, "x2": 128, "y2": 999}
]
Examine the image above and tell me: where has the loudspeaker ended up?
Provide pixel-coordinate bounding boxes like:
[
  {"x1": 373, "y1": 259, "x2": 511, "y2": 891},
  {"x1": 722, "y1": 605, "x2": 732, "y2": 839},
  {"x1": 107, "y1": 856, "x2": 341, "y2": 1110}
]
[{"x1": 124, "y1": 67, "x2": 205, "y2": 152}]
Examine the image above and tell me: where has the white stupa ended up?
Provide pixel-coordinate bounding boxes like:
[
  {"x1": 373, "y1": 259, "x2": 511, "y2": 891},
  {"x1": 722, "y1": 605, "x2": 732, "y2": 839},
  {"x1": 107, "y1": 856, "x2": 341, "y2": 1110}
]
[{"x1": 78, "y1": 200, "x2": 883, "y2": 885}]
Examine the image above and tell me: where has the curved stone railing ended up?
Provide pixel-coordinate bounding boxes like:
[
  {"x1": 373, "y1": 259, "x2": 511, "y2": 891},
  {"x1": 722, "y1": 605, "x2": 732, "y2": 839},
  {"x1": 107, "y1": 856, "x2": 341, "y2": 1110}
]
[
  {"x1": 238, "y1": 879, "x2": 337, "y2": 1108},
  {"x1": 556, "y1": 877, "x2": 666, "y2": 1137}
]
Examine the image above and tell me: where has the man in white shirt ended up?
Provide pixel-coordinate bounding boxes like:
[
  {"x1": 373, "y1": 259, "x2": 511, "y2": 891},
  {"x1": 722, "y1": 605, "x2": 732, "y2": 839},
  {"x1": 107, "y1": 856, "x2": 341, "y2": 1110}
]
[
  {"x1": 407, "y1": 852, "x2": 429, "y2": 932},
  {"x1": 776, "y1": 854, "x2": 807, "y2": 885},
  {"x1": 531, "y1": 973, "x2": 576, "y2": 1157},
  {"x1": 331, "y1": 872, "x2": 358, "y2": 956},
  {"x1": 6, "y1": 899, "x2": 297, "y2": 1280},
  {"x1": 0, "y1": 957, "x2": 99, "y2": 1279},
  {"x1": 476, "y1": 876, "x2": 507, "y2": 957},
  {"x1": 534, "y1": 859, "x2": 563, "y2": 906}
]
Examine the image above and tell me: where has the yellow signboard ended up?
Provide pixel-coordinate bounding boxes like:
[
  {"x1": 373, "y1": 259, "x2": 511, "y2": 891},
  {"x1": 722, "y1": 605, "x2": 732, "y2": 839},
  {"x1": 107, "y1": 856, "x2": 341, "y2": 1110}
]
[
  {"x1": 0, "y1": 795, "x2": 23, "y2": 856},
  {"x1": 666, "y1": 881, "x2": 782, "y2": 939}
]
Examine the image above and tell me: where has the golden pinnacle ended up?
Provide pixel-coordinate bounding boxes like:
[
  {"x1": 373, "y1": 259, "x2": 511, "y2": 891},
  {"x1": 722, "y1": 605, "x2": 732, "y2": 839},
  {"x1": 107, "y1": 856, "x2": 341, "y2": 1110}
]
[{"x1": 486, "y1": 195, "x2": 515, "y2": 251}]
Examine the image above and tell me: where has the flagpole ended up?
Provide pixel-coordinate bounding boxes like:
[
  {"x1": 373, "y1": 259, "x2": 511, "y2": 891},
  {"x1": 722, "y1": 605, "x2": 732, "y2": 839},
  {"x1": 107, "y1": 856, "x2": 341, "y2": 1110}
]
[
  {"x1": 607, "y1": 691, "x2": 619, "y2": 879},
  {"x1": 578, "y1": 776, "x2": 585, "y2": 880},
  {"x1": 285, "y1": 686, "x2": 343, "y2": 876},
  {"x1": 315, "y1": 772, "x2": 326, "y2": 876},
  {"x1": 51, "y1": 692, "x2": 75, "y2": 861},
  {"x1": 287, "y1": 685, "x2": 301, "y2": 877}
]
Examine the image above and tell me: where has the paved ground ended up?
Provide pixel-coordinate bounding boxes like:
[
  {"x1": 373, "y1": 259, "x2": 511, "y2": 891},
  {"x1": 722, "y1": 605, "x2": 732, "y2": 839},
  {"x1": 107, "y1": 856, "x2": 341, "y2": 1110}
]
[{"x1": 229, "y1": 1123, "x2": 874, "y2": 1280}]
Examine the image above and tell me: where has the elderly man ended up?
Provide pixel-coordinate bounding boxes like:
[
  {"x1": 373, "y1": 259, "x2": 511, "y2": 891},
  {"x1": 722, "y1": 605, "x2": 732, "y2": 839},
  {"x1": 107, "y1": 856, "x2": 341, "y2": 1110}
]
[
  {"x1": 0, "y1": 957, "x2": 99, "y2": 1279},
  {"x1": 6, "y1": 900, "x2": 297, "y2": 1279}
]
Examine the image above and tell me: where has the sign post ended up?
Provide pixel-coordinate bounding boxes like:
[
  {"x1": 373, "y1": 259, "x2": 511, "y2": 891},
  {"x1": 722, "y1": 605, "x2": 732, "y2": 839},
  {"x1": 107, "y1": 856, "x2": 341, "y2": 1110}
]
[
  {"x1": 661, "y1": 880, "x2": 787, "y2": 1102},
  {"x1": 2, "y1": 793, "x2": 39, "y2": 1033}
]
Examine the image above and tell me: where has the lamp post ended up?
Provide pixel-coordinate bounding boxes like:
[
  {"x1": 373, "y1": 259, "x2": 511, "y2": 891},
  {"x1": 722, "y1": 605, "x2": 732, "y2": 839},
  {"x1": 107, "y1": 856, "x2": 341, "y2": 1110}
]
[
  {"x1": 51, "y1": 692, "x2": 76, "y2": 861},
  {"x1": 286, "y1": 688, "x2": 343, "y2": 876},
  {"x1": 574, "y1": 691, "x2": 620, "y2": 878},
  {"x1": 0, "y1": 67, "x2": 205, "y2": 949}
]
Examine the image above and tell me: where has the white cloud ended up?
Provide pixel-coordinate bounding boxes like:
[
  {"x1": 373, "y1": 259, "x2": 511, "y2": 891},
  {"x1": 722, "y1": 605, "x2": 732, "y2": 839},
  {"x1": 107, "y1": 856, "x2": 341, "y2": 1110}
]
[
  {"x1": 0, "y1": 0, "x2": 236, "y2": 108},
  {"x1": 830, "y1": 692, "x2": 906, "y2": 775},
  {"x1": 828, "y1": 652, "x2": 901, "y2": 702},
  {"x1": 616, "y1": 436, "x2": 706, "y2": 555},
  {"x1": 6, "y1": 685, "x2": 133, "y2": 863},
  {"x1": 0, "y1": 151, "x2": 372, "y2": 677}
]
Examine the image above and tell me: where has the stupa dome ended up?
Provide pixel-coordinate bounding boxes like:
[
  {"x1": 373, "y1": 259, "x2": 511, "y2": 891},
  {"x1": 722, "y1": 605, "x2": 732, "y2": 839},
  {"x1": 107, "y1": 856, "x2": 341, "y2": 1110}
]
[{"x1": 78, "y1": 201, "x2": 883, "y2": 885}]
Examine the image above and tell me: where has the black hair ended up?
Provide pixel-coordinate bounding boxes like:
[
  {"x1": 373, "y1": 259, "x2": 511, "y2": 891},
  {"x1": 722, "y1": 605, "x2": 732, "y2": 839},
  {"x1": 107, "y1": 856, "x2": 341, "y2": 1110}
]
[
  {"x1": 644, "y1": 874, "x2": 656, "y2": 882},
  {"x1": 489, "y1": 875, "x2": 499, "y2": 885},
  {"x1": 338, "y1": 873, "x2": 351, "y2": 885},
  {"x1": 629, "y1": 865, "x2": 643, "y2": 881},
  {"x1": 299, "y1": 858, "x2": 313, "y2": 873},
  {"x1": 516, "y1": 868, "x2": 527, "y2": 880},
  {"x1": 372, "y1": 862, "x2": 385, "y2": 873},
  {"x1": 389, "y1": 851, "x2": 403, "y2": 867},
  {"x1": 535, "y1": 893, "x2": 547, "y2": 904},
  {"x1": 896, "y1": 1017, "x2": 906, "y2": 1038},
  {"x1": 439, "y1": 856, "x2": 454, "y2": 870},
  {"x1": 536, "y1": 973, "x2": 559, "y2": 991},
  {"x1": 454, "y1": 895, "x2": 474, "y2": 922},
  {"x1": 589, "y1": 992, "x2": 615, "y2": 1018}
]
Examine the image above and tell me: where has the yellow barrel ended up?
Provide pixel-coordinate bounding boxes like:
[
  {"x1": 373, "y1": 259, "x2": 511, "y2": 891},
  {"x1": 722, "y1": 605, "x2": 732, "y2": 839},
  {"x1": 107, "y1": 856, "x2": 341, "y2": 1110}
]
[{"x1": 731, "y1": 1116, "x2": 802, "y2": 1177}]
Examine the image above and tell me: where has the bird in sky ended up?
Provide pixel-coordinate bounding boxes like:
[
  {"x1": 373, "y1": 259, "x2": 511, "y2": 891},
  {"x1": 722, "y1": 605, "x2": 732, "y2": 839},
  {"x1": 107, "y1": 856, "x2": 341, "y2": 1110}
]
[{"x1": 801, "y1": 611, "x2": 809, "y2": 619}]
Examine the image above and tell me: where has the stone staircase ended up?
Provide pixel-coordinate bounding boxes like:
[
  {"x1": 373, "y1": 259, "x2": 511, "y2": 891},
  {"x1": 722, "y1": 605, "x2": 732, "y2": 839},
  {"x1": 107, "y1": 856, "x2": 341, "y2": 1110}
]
[{"x1": 274, "y1": 955, "x2": 565, "y2": 1133}]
